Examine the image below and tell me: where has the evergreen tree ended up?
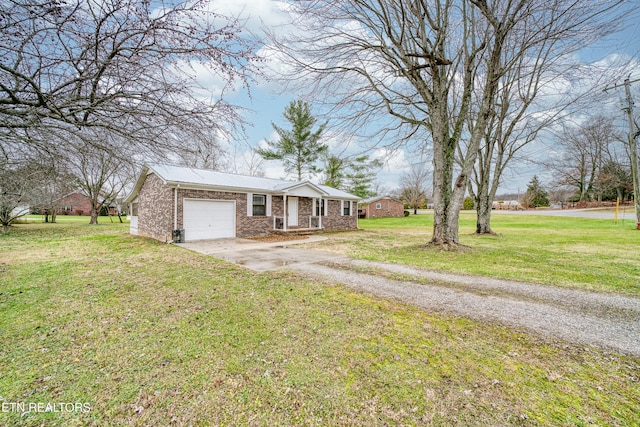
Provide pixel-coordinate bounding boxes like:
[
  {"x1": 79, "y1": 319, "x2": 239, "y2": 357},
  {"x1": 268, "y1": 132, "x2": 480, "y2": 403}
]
[
  {"x1": 345, "y1": 155, "x2": 383, "y2": 199},
  {"x1": 524, "y1": 175, "x2": 549, "y2": 208},
  {"x1": 256, "y1": 100, "x2": 328, "y2": 180},
  {"x1": 322, "y1": 155, "x2": 345, "y2": 189}
]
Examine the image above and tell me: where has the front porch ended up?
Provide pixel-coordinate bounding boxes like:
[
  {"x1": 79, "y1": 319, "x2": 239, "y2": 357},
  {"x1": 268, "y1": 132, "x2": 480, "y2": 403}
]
[
  {"x1": 269, "y1": 193, "x2": 327, "y2": 234},
  {"x1": 272, "y1": 214, "x2": 324, "y2": 233}
]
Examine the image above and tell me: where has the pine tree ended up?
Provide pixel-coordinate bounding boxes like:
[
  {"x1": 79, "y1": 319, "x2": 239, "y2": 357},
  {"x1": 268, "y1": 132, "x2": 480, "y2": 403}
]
[
  {"x1": 256, "y1": 100, "x2": 328, "y2": 180},
  {"x1": 345, "y1": 155, "x2": 383, "y2": 199},
  {"x1": 524, "y1": 175, "x2": 549, "y2": 208}
]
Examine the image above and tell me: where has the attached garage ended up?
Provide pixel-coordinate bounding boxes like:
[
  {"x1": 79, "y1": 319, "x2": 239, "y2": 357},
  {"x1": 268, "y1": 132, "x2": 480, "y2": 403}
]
[
  {"x1": 183, "y1": 199, "x2": 235, "y2": 241},
  {"x1": 125, "y1": 164, "x2": 360, "y2": 243}
]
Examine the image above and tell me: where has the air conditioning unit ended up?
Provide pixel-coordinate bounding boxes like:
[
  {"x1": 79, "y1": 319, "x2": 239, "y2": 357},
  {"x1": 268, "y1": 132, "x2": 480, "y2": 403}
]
[
  {"x1": 172, "y1": 229, "x2": 185, "y2": 243},
  {"x1": 275, "y1": 217, "x2": 284, "y2": 230}
]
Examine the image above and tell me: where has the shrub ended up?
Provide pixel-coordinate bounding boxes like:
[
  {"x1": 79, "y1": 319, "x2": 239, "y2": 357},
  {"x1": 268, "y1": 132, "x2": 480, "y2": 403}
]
[{"x1": 463, "y1": 196, "x2": 474, "y2": 210}]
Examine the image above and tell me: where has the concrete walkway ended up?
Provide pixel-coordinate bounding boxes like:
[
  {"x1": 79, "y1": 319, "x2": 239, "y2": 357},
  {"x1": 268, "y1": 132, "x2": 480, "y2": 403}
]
[{"x1": 177, "y1": 236, "x2": 348, "y2": 272}]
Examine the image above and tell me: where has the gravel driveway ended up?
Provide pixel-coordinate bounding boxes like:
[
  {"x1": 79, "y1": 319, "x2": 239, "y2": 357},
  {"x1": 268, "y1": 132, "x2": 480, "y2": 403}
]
[
  {"x1": 289, "y1": 258, "x2": 640, "y2": 357},
  {"x1": 181, "y1": 236, "x2": 640, "y2": 357}
]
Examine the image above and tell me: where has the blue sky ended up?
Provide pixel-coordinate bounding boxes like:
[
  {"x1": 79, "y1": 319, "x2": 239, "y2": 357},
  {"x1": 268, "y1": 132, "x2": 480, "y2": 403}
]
[{"x1": 210, "y1": 0, "x2": 640, "y2": 195}]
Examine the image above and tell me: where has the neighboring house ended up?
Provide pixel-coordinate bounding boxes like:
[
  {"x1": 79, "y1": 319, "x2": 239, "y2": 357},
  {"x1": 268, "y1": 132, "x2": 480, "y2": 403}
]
[
  {"x1": 44, "y1": 191, "x2": 117, "y2": 216},
  {"x1": 358, "y1": 196, "x2": 405, "y2": 219},
  {"x1": 125, "y1": 164, "x2": 361, "y2": 243},
  {"x1": 52, "y1": 191, "x2": 92, "y2": 216}
]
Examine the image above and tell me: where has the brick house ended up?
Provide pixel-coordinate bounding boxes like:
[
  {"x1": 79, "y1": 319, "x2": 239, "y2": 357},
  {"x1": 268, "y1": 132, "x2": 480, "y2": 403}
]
[
  {"x1": 125, "y1": 164, "x2": 361, "y2": 243},
  {"x1": 47, "y1": 191, "x2": 118, "y2": 216},
  {"x1": 358, "y1": 196, "x2": 405, "y2": 219},
  {"x1": 53, "y1": 191, "x2": 92, "y2": 216}
]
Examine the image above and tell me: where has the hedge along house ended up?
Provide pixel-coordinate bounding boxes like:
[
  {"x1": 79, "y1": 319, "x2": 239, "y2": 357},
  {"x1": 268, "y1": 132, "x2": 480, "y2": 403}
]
[{"x1": 125, "y1": 164, "x2": 360, "y2": 242}]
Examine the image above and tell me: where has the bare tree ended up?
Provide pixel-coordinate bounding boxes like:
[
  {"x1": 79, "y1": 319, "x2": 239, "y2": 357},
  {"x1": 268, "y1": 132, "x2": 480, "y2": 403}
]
[
  {"x1": 0, "y1": 0, "x2": 256, "y2": 159},
  {"x1": 225, "y1": 146, "x2": 265, "y2": 177},
  {"x1": 400, "y1": 162, "x2": 431, "y2": 214},
  {"x1": 547, "y1": 116, "x2": 618, "y2": 202},
  {"x1": 30, "y1": 158, "x2": 77, "y2": 223},
  {"x1": 268, "y1": 0, "x2": 625, "y2": 248},
  {"x1": 64, "y1": 132, "x2": 136, "y2": 224},
  {"x1": 177, "y1": 129, "x2": 228, "y2": 171},
  {"x1": 466, "y1": 40, "x2": 571, "y2": 234}
]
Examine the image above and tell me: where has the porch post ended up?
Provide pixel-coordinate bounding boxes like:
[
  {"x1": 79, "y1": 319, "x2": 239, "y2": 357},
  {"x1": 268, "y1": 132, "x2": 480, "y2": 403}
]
[
  {"x1": 283, "y1": 194, "x2": 288, "y2": 231},
  {"x1": 318, "y1": 197, "x2": 322, "y2": 229}
]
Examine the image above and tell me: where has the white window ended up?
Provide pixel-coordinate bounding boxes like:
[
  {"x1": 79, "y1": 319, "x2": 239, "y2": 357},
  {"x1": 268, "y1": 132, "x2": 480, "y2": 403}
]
[
  {"x1": 342, "y1": 200, "x2": 351, "y2": 216},
  {"x1": 252, "y1": 194, "x2": 266, "y2": 216},
  {"x1": 314, "y1": 198, "x2": 326, "y2": 216},
  {"x1": 247, "y1": 193, "x2": 272, "y2": 217},
  {"x1": 376, "y1": 203, "x2": 382, "y2": 209}
]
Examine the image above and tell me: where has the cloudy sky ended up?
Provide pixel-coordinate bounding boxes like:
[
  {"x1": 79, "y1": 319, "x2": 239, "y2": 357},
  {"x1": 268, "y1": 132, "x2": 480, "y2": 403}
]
[{"x1": 200, "y1": 0, "x2": 640, "y2": 195}]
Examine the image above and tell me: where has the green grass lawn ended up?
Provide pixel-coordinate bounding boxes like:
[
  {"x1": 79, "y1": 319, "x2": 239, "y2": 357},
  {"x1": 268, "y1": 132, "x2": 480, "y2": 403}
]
[
  {"x1": 1, "y1": 221, "x2": 639, "y2": 426},
  {"x1": 310, "y1": 212, "x2": 640, "y2": 295},
  {"x1": 18, "y1": 214, "x2": 126, "y2": 224}
]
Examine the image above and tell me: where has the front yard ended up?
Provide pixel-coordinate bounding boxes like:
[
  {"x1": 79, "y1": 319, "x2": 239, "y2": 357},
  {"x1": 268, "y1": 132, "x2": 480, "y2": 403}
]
[
  {"x1": 310, "y1": 212, "x2": 640, "y2": 295},
  {"x1": 0, "y1": 220, "x2": 639, "y2": 426}
]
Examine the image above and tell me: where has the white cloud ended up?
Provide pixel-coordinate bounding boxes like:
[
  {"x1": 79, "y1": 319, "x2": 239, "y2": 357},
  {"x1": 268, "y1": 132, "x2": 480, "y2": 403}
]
[
  {"x1": 206, "y1": 0, "x2": 291, "y2": 32},
  {"x1": 372, "y1": 148, "x2": 410, "y2": 173}
]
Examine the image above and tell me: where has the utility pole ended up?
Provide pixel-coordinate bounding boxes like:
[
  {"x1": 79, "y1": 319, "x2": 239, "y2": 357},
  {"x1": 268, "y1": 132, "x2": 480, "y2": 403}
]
[{"x1": 604, "y1": 77, "x2": 640, "y2": 225}]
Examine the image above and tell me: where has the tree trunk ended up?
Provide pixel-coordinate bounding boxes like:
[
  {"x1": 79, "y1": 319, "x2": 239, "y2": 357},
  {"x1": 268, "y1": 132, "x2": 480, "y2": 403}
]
[
  {"x1": 476, "y1": 190, "x2": 494, "y2": 235},
  {"x1": 51, "y1": 209, "x2": 57, "y2": 223},
  {"x1": 430, "y1": 134, "x2": 459, "y2": 247},
  {"x1": 89, "y1": 207, "x2": 99, "y2": 225},
  {"x1": 2, "y1": 224, "x2": 8, "y2": 234}
]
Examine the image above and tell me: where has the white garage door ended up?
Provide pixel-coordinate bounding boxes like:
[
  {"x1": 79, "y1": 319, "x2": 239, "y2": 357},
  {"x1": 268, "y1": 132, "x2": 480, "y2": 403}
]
[{"x1": 183, "y1": 199, "x2": 235, "y2": 241}]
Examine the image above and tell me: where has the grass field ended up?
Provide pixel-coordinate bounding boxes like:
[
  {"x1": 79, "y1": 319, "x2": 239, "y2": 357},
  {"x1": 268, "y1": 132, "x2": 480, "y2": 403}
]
[
  {"x1": 17, "y1": 214, "x2": 125, "y2": 224},
  {"x1": 309, "y1": 212, "x2": 640, "y2": 295},
  {"x1": 1, "y1": 220, "x2": 639, "y2": 426}
]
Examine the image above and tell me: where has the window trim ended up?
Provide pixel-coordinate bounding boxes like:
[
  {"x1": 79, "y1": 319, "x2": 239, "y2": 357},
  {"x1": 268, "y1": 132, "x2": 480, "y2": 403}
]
[
  {"x1": 252, "y1": 194, "x2": 267, "y2": 216},
  {"x1": 314, "y1": 198, "x2": 327, "y2": 217},
  {"x1": 342, "y1": 200, "x2": 351, "y2": 216}
]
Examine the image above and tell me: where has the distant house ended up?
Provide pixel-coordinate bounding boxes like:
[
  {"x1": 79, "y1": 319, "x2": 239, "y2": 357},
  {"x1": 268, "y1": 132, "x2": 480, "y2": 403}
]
[
  {"x1": 53, "y1": 192, "x2": 92, "y2": 216},
  {"x1": 124, "y1": 164, "x2": 361, "y2": 243},
  {"x1": 358, "y1": 196, "x2": 405, "y2": 219},
  {"x1": 41, "y1": 191, "x2": 117, "y2": 216}
]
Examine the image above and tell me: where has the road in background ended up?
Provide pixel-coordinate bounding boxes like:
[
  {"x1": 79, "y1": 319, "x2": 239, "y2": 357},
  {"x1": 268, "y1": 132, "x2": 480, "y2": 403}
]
[{"x1": 413, "y1": 208, "x2": 636, "y2": 220}]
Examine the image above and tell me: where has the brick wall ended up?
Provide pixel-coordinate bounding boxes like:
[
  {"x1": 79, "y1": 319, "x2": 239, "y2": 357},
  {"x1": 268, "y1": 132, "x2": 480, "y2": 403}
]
[
  {"x1": 362, "y1": 198, "x2": 405, "y2": 219},
  {"x1": 176, "y1": 189, "x2": 275, "y2": 238},
  {"x1": 56, "y1": 192, "x2": 93, "y2": 216},
  {"x1": 136, "y1": 177, "x2": 358, "y2": 241},
  {"x1": 137, "y1": 173, "x2": 174, "y2": 242},
  {"x1": 322, "y1": 200, "x2": 358, "y2": 231}
]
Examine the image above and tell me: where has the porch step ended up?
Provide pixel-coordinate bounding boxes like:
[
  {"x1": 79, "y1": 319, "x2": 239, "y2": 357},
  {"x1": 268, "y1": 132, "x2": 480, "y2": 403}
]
[{"x1": 271, "y1": 228, "x2": 321, "y2": 236}]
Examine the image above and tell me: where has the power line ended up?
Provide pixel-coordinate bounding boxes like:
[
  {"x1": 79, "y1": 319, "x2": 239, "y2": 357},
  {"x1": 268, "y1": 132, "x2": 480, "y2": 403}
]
[{"x1": 603, "y1": 76, "x2": 640, "y2": 224}]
